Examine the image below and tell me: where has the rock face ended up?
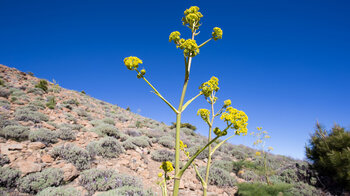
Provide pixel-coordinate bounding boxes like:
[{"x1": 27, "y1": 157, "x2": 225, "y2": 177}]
[
  {"x1": 12, "y1": 160, "x2": 42, "y2": 175},
  {"x1": 53, "y1": 163, "x2": 79, "y2": 181}
]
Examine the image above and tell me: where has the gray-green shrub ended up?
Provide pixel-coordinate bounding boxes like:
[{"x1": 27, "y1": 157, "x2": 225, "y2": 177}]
[
  {"x1": 79, "y1": 169, "x2": 142, "y2": 193},
  {"x1": 57, "y1": 126, "x2": 76, "y2": 141},
  {"x1": 51, "y1": 144, "x2": 91, "y2": 170},
  {"x1": 37, "y1": 186, "x2": 80, "y2": 196},
  {"x1": 151, "y1": 149, "x2": 174, "y2": 162},
  {"x1": 0, "y1": 154, "x2": 10, "y2": 166},
  {"x1": 14, "y1": 106, "x2": 48, "y2": 123},
  {"x1": 29, "y1": 128, "x2": 58, "y2": 144},
  {"x1": 0, "y1": 167, "x2": 21, "y2": 188},
  {"x1": 87, "y1": 137, "x2": 124, "y2": 158},
  {"x1": 157, "y1": 135, "x2": 174, "y2": 149},
  {"x1": 122, "y1": 140, "x2": 137, "y2": 150},
  {"x1": 0, "y1": 125, "x2": 30, "y2": 141},
  {"x1": 198, "y1": 166, "x2": 236, "y2": 187},
  {"x1": 18, "y1": 168, "x2": 63, "y2": 194},
  {"x1": 97, "y1": 186, "x2": 154, "y2": 196},
  {"x1": 0, "y1": 87, "x2": 10, "y2": 98},
  {"x1": 236, "y1": 182, "x2": 292, "y2": 196},
  {"x1": 91, "y1": 124, "x2": 121, "y2": 138},
  {"x1": 126, "y1": 136, "x2": 150, "y2": 148}
]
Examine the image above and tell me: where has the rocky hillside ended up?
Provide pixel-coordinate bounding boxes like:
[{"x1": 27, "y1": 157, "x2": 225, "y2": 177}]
[{"x1": 0, "y1": 64, "x2": 324, "y2": 196}]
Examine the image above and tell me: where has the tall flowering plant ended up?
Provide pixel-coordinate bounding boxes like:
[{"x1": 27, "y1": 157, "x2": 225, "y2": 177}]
[{"x1": 123, "y1": 6, "x2": 245, "y2": 195}]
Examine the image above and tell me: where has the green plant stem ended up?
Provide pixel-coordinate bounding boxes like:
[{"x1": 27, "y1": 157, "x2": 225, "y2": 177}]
[
  {"x1": 182, "y1": 92, "x2": 202, "y2": 112},
  {"x1": 198, "y1": 38, "x2": 212, "y2": 48}
]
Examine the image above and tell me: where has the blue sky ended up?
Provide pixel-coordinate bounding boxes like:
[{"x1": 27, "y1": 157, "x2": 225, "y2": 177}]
[{"x1": 1, "y1": 0, "x2": 349, "y2": 159}]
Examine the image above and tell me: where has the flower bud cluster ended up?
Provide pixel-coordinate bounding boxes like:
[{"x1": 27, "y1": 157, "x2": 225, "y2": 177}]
[
  {"x1": 213, "y1": 127, "x2": 227, "y2": 136},
  {"x1": 212, "y1": 27, "x2": 223, "y2": 41},
  {"x1": 197, "y1": 108, "x2": 210, "y2": 122},
  {"x1": 179, "y1": 39, "x2": 199, "y2": 57},
  {"x1": 182, "y1": 6, "x2": 203, "y2": 30},
  {"x1": 199, "y1": 76, "x2": 219, "y2": 98},
  {"x1": 220, "y1": 106, "x2": 248, "y2": 135},
  {"x1": 137, "y1": 68, "x2": 146, "y2": 79},
  {"x1": 124, "y1": 56, "x2": 143, "y2": 70},
  {"x1": 224, "y1": 99, "x2": 231, "y2": 107},
  {"x1": 169, "y1": 31, "x2": 181, "y2": 43},
  {"x1": 160, "y1": 161, "x2": 174, "y2": 173}
]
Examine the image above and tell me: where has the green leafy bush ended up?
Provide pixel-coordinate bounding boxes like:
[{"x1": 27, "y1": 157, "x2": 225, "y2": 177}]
[
  {"x1": 151, "y1": 149, "x2": 174, "y2": 162},
  {"x1": 0, "y1": 167, "x2": 21, "y2": 188},
  {"x1": 0, "y1": 79, "x2": 4, "y2": 86},
  {"x1": 29, "y1": 128, "x2": 58, "y2": 144},
  {"x1": 51, "y1": 144, "x2": 91, "y2": 170},
  {"x1": 0, "y1": 125, "x2": 30, "y2": 141},
  {"x1": 87, "y1": 137, "x2": 124, "y2": 158},
  {"x1": 198, "y1": 166, "x2": 236, "y2": 187},
  {"x1": 14, "y1": 106, "x2": 48, "y2": 123},
  {"x1": 18, "y1": 168, "x2": 63, "y2": 194},
  {"x1": 37, "y1": 186, "x2": 80, "y2": 196},
  {"x1": 97, "y1": 186, "x2": 154, "y2": 196},
  {"x1": 46, "y1": 96, "x2": 56, "y2": 109},
  {"x1": 305, "y1": 123, "x2": 350, "y2": 190},
  {"x1": 126, "y1": 136, "x2": 150, "y2": 148},
  {"x1": 79, "y1": 169, "x2": 142, "y2": 194},
  {"x1": 236, "y1": 182, "x2": 292, "y2": 196},
  {"x1": 35, "y1": 80, "x2": 48, "y2": 92}
]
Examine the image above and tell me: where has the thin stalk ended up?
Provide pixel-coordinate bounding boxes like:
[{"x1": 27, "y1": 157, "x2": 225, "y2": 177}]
[
  {"x1": 204, "y1": 96, "x2": 215, "y2": 196},
  {"x1": 198, "y1": 38, "x2": 212, "y2": 48}
]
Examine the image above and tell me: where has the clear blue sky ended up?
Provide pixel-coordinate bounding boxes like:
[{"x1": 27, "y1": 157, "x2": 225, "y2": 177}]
[{"x1": 1, "y1": 0, "x2": 349, "y2": 159}]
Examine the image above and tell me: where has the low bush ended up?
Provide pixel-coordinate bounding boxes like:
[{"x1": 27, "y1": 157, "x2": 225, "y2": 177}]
[
  {"x1": 0, "y1": 79, "x2": 4, "y2": 86},
  {"x1": 87, "y1": 137, "x2": 124, "y2": 158},
  {"x1": 0, "y1": 125, "x2": 30, "y2": 141},
  {"x1": 14, "y1": 106, "x2": 48, "y2": 123},
  {"x1": 37, "y1": 186, "x2": 80, "y2": 196},
  {"x1": 212, "y1": 160, "x2": 235, "y2": 173},
  {"x1": 122, "y1": 140, "x2": 136, "y2": 150},
  {"x1": 126, "y1": 136, "x2": 150, "y2": 148},
  {"x1": 125, "y1": 129, "x2": 142, "y2": 137},
  {"x1": 27, "y1": 87, "x2": 45, "y2": 95},
  {"x1": 79, "y1": 169, "x2": 142, "y2": 194},
  {"x1": 188, "y1": 146, "x2": 210, "y2": 160},
  {"x1": 157, "y1": 135, "x2": 174, "y2": 149},
  {"x1": 51, "y1": 144, "x2": 91, "y2": 170},
  {"x1": 119, "y1": 133, "x2": 130, "y2": 142},
  {"x1": 0, "y1": 87, "x2": 10, "y2": 98},
  {"x1": 236, "y1": 182, "x2": 292, "y2": 196},
  {"x1": 151, "y1": 149, "x2": 174, "y2": 162},
  {"x1": 0, "y1": 154, "x2": 10, "y2": 166},
  {"x1": 239, "y1": 169, "x2": 261, "y2": 182},
  {"x1": 35, "y1": 80, "x2": 48, "y2": 92},
  {"x1": 18, "y1": 168, "x2": 63, "y2": 194},
  {"x1": 29, "y1": 128, "x2": 58, "y2": 144},
  {"x1": 198, "y1": 166, "x2": 236, "y2": 187},
  {"x1": 286, "y1": 182, "x2": 322, "y2": 196},
  {"x1": 102, "y1": 117, "x2": 115, "y2": 125},
  {"x1": 57, "y1": 126, "x2": 76, "y2": 141},
  {"x1": 0, "y1": 100, "x2": 10, "y2": 110},
  {"x1": 29, "y1": 100, "x2": 46, "y2": 110},
  {"x1": 0, "y1": 167, "x2": 21, "y2": 188},
  {"x1": 91, "y1": 124, "x2": 121, "y2": 138},
  {"x1": 46, "y1": 96, "x2": 56, "y2": 109},
  {"x1": 97, "y1": 186, "x2": 154, "y2": 196},
  {"x1": 74, "y1": 108, "x2": 89, "y2": 117}
]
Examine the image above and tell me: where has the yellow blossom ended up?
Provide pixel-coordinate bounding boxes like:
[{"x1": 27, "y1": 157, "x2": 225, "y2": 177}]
[
  {"x1": 179, "y1": 39, "x2": 199, "y2": 57},
  {"x1": 268, "y1": 146, "x2": 274, "y2": 151},
  {"x1": 182, "y1": 6, "x2": 203, "y2": 30},
  {"x1": 158, "y1": 172, "x2": 163, "y2": 177},
  {"x1": 212, "y1": 27, "x2": 223, "y2": 41},
  {"x1": 197, "y1": 108, "x2": 210, "y2": 122},
  {"x1": 199, "y1": 76, "x2": 219, "y2": 98},
  {"x1": 160, "y1": 161, "x2": 174, "y2": 173},
  {"x1": 265, "y1": 135, "x2": 270, "y2": 139},
  {"x1": 224, "y1": 99, "x2": 231, "y2": 107},
  {"x1": 169, "y1": 31, "x2": 181, "y2": 43},
  {"x1": 256, "y1": 151, "x2": 261, "y2": 156},
  {"x1": 123, "y1": 56, "x2": 143, "y2": 70},
  {"x1": 220, "y1": 106, "x2": 248, "y2": 135}
]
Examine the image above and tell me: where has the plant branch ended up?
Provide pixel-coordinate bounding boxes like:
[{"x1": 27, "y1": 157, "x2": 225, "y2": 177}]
[
  {"x1": 182, "y1": 92, "x2": 202, "y2": 112},
  {"x1": 198, "y1": 38, "x2": 212, "y2": 48}
]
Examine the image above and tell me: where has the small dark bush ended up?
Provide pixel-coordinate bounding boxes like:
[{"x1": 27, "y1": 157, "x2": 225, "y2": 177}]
[
  {"x1": 0, "y1": 79, "x2": 4, "y2": 86},
  {"x1": 79, "y1": 169, "x2": 142, "y2": 193},
  {"x1": 37, "y1": 186, "x2": 80, "y2": 196},
  {"x1": 87, "y1": 137, "x2": 124, "y2": 158},
  {"x1": 125, "y1": 129, "x2": 142, "y2": 137},
  {"x1": 14, "y1": 106, "x2": 48, "y2": 123},
  {"x1": 51, "y1": 144, "x2": 91, "y2": 170},
  {"x1": 236, "y1": 182, "x2": 292, "y2": 196},
  {"x1": 0, "y1": 167, "x2": 21, "y2": 188},
  {"x1": 35, "y1": 80, "x2": 48, "y2": 92},
  {"x1": 27, "y1": 87, "x2": 45, "y2": 95},
  {"x1": 18, "y1": 168, "x2": 63, "y2": 194},
  {"x1": 198, "y1": 166, "x2": 236, "y2": 187},
  {"x1": 0, "y1": 87, "x2": 10, "y2": 98},
  {"x1": 0, "y1": 125, "x2": 30, "y2": 141},
  {"x1": 157, "y1": 135, "x2": 174, "y2": 149},
  {"x1": 0, "y1": 154, "x2": 10, "y2": 166},
  {"x1": 27, "y1": 71, "x2": 34, "y2": 76},
  {"x1": 91, "y1": 124, "x2": 121, "y2": 138},
  {"x1": 46, "y1": 96, "x2": 56, "y2": 109},
  {"x1": 97, "y1": 186, "x2": 154, "y2": 196},
  {"x1": 29, "y1": 128, "x2": 58, "y2": 144},
  {"x1": 126, "y1": 136, "x2": 150, "y2": 148},
  {"x1": 151, "y1": 149, "x2": 174, "y2": 162},
  {"x1": 0, "y1": 100, "x2": 10, "y2": 110}
]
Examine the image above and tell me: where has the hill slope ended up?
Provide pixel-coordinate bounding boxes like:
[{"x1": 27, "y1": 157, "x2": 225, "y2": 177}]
[{"x1": 0, "y1": 64, "x2": 324, "y2": 195}]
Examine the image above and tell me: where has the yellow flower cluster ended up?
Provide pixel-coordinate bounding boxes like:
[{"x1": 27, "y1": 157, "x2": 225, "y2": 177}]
[
  {"x1": 169, "y1": 31, "x2": 181, "y2": 43},
  {"x1": 180, "y1": 140, "x2": 190, "y2": 157},
  {"x1": 179, "y1": 39, "x2": 199, "y2": 57},
  {"x1": 124, "y1": 56, "x2": 143, "y2": 70},
  {"x1": 268, "y1": 146, "x2": 274, "y2": 151},
  {"x1": 182, "y1": 6, "x2": 203, "y2": 30},
  {"x1": 199, "y1": 76, "x2": 219, "y2": 98},
  {"x1": 212, "y1": 27, "x2": 223, "y2": 41},
  {"x1": 213, "y1": 127, "x2": 227, "y2": 136},
  {"x1": 255, "y1": 151, "x2": 261, "y2": 156},
  {"x1": 224, "y1": 99, "x2": 231, "y2": 107},
  {"x1": 220, "y1": 106, "x2": 248, "y2": 135},
  {"x1": 160, "y1": 161, "x2": 174, "y2": 173},
  {"x1": 197, "y1": 108, "x2": 210, "y2": 122}
]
